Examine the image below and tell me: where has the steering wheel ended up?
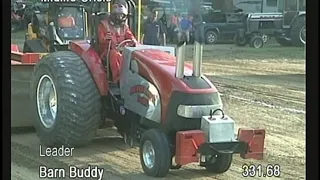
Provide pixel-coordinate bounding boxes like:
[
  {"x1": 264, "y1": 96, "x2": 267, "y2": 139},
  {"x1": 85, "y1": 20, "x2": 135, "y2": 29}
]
[{"x1": 116, "y1": 39, "x2": 135, "y2": 51}]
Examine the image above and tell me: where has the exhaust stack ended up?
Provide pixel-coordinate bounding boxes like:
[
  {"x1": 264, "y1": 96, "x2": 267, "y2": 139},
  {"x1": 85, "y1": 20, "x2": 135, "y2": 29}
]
[
  {"x1": 193, "y1": 41, "x2": 203, "y2": 77},
  {"x1": 175, "y1": 41, "x2": 186, "y2": 78}
]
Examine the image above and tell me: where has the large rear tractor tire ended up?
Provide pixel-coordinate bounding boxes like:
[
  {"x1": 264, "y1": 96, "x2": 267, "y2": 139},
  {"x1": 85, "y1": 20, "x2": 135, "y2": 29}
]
[
  {"x1": 31, "y1": 51, "x2": 102, "y2": 147},
  {"x1": 204, "y1": 154, "x2": 233, "y2": 173},
  {"x1": 139, "y1": 129, "x2": 171, "y2": 177},
  {"x1": 290, "y1": 16, "x2": 306, "y2": 47}
]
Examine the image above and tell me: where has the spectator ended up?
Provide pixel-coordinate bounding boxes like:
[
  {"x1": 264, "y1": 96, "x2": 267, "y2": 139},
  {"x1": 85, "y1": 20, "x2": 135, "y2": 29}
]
[
  {"x1": 179, "y1": 15, "x2": 192, "y2": 42},
  {"x1": 169, "y1": 12, "x2": 179, "y2": 42},
  {"x1": 188, "y1": 15, "x2": 194, "y2": 43},
  {"x1": 141, "y1": 11, "x2": 166, "y2": 46},
  {"x1": 159, "y1": 10, "x2": 168, "y2": 35},
  {"x1": 177, "y1": 13, "x2": 183, "y2": 23},
  {"x1": 171, "y1": 12, "x2": 179, "y2": 28},
  {"x1": 190, "y1": 3, "x2": 205, "y2": 44}
]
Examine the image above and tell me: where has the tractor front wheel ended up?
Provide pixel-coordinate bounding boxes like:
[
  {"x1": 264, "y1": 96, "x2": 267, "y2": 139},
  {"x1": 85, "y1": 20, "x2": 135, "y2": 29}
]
[
  {"x1": 204, "y1": 154, "x2": 233, "y2": 173},
  {"x1": 32, "y1": 51, "x2": 102, "y2": 147},
  {"x1": 250, "y1": 35, "x2": 264, "y2": 48},
  {"x1": 139, "y1": 129, "x2": 171, "y2": 177}
]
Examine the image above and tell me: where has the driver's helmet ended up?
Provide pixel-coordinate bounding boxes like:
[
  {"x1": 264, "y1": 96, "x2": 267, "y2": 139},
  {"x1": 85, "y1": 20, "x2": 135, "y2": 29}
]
[{"x1": 110, "y1": 2, "x2": 128, "y2": 26}]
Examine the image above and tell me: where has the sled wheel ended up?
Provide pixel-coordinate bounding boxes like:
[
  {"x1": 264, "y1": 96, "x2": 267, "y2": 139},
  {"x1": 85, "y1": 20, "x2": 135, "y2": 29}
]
[
  {"x1": 291, "y1": 16, "x2": 306, "y2": 47},
  {"x1": 32, "y1": 51, "x2": 102, "y2": 147},
  {"x1": 250, "y1": 36, "x2": 264, "y2": 48},
  {"x1": 139, "y1": 129, "x2": 171, "y2": 177},
  {"x1": 204, "y1": 154, "x2": 233, "y2": 173}
]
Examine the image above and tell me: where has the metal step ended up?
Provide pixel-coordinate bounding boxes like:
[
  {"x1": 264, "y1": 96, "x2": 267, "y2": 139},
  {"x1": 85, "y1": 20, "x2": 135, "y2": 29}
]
[{"x1": 109, "y1": 83, "x2": 120, "y2": 95}]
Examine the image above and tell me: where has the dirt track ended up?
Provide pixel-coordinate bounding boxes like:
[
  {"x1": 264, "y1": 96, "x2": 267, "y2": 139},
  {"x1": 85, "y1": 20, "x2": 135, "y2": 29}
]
[{"x1": 11, "y1": 31, "x2": 306, "y2": 180}]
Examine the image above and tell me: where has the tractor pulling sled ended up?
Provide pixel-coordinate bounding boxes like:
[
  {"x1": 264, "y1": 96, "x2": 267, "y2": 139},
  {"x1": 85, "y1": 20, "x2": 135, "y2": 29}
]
[{"x1": 11, "y1": 0, "x2": 266, "y2": 177}]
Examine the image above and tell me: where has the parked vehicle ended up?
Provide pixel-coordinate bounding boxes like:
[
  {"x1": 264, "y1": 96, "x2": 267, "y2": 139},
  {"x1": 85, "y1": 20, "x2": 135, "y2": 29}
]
[
  {"x1": 202, "y1": 11, "x2": 245, "y2": 44},
  {"x1": 275, "y1": 0, "x2": 305, "y2": 46},
  {"x1": 234, "y1": 0, "x2": 305, "y2": 48}
]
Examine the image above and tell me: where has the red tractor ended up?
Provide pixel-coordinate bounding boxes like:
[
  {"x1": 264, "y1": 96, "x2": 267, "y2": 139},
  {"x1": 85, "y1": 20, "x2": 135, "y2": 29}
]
[{"x1": 11, "y1": 0, "x2": 266, "y2": 177}]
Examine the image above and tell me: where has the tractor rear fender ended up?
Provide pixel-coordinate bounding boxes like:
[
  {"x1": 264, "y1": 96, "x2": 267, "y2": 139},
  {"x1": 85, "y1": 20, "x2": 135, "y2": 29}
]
[
  {"x1": 290, "y1": 13, "x2": 305, "y2": 28},
  {"x1": 69, "y1": 41, "x2": 108, "y2": 96}
]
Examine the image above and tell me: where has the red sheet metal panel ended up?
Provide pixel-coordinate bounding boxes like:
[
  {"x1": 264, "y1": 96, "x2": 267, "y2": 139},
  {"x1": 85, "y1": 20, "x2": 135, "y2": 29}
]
[
  {"x1": 238, "y1": 128, "x2": 266, "y2": 160},
  {"x1": 175, "y1": 130, "x2": 206, "y2": 166}
]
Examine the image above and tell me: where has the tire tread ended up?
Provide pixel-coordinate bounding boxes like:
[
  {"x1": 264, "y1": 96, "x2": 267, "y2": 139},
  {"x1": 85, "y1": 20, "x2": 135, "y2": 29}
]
[
  {"x1": 32, "y1": 51, "x2": 102, "y2": 147},
  {"x1": 139, "y1": 129, "x2": 171, "y2": 177}
]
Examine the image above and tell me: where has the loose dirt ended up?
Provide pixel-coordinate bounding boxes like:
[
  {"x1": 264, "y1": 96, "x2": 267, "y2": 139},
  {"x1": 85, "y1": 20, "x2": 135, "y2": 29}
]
[{"x1": 11, "y1": 31, "x2": 306, "y2": 180}]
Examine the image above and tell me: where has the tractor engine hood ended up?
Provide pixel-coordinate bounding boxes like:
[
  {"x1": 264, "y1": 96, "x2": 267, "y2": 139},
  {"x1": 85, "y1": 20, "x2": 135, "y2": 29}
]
[
  {"x1": 123, "y1": 44, "x2": 217, "y2": 95},
  {"x1": 121, "y1": 45, "x2": 220, "y2": 125}
]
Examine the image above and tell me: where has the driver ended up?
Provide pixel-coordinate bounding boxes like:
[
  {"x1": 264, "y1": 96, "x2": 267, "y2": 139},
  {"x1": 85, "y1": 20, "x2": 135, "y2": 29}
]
[{"x1": 98, "y1": 0, "x2": 137, "y2": 83}]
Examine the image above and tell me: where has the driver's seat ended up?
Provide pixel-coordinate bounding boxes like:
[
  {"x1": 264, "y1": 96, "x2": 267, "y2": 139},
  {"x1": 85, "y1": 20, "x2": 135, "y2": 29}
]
[{"x1": 57, "y1": 16, "x2": 80, "y2": 38}]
